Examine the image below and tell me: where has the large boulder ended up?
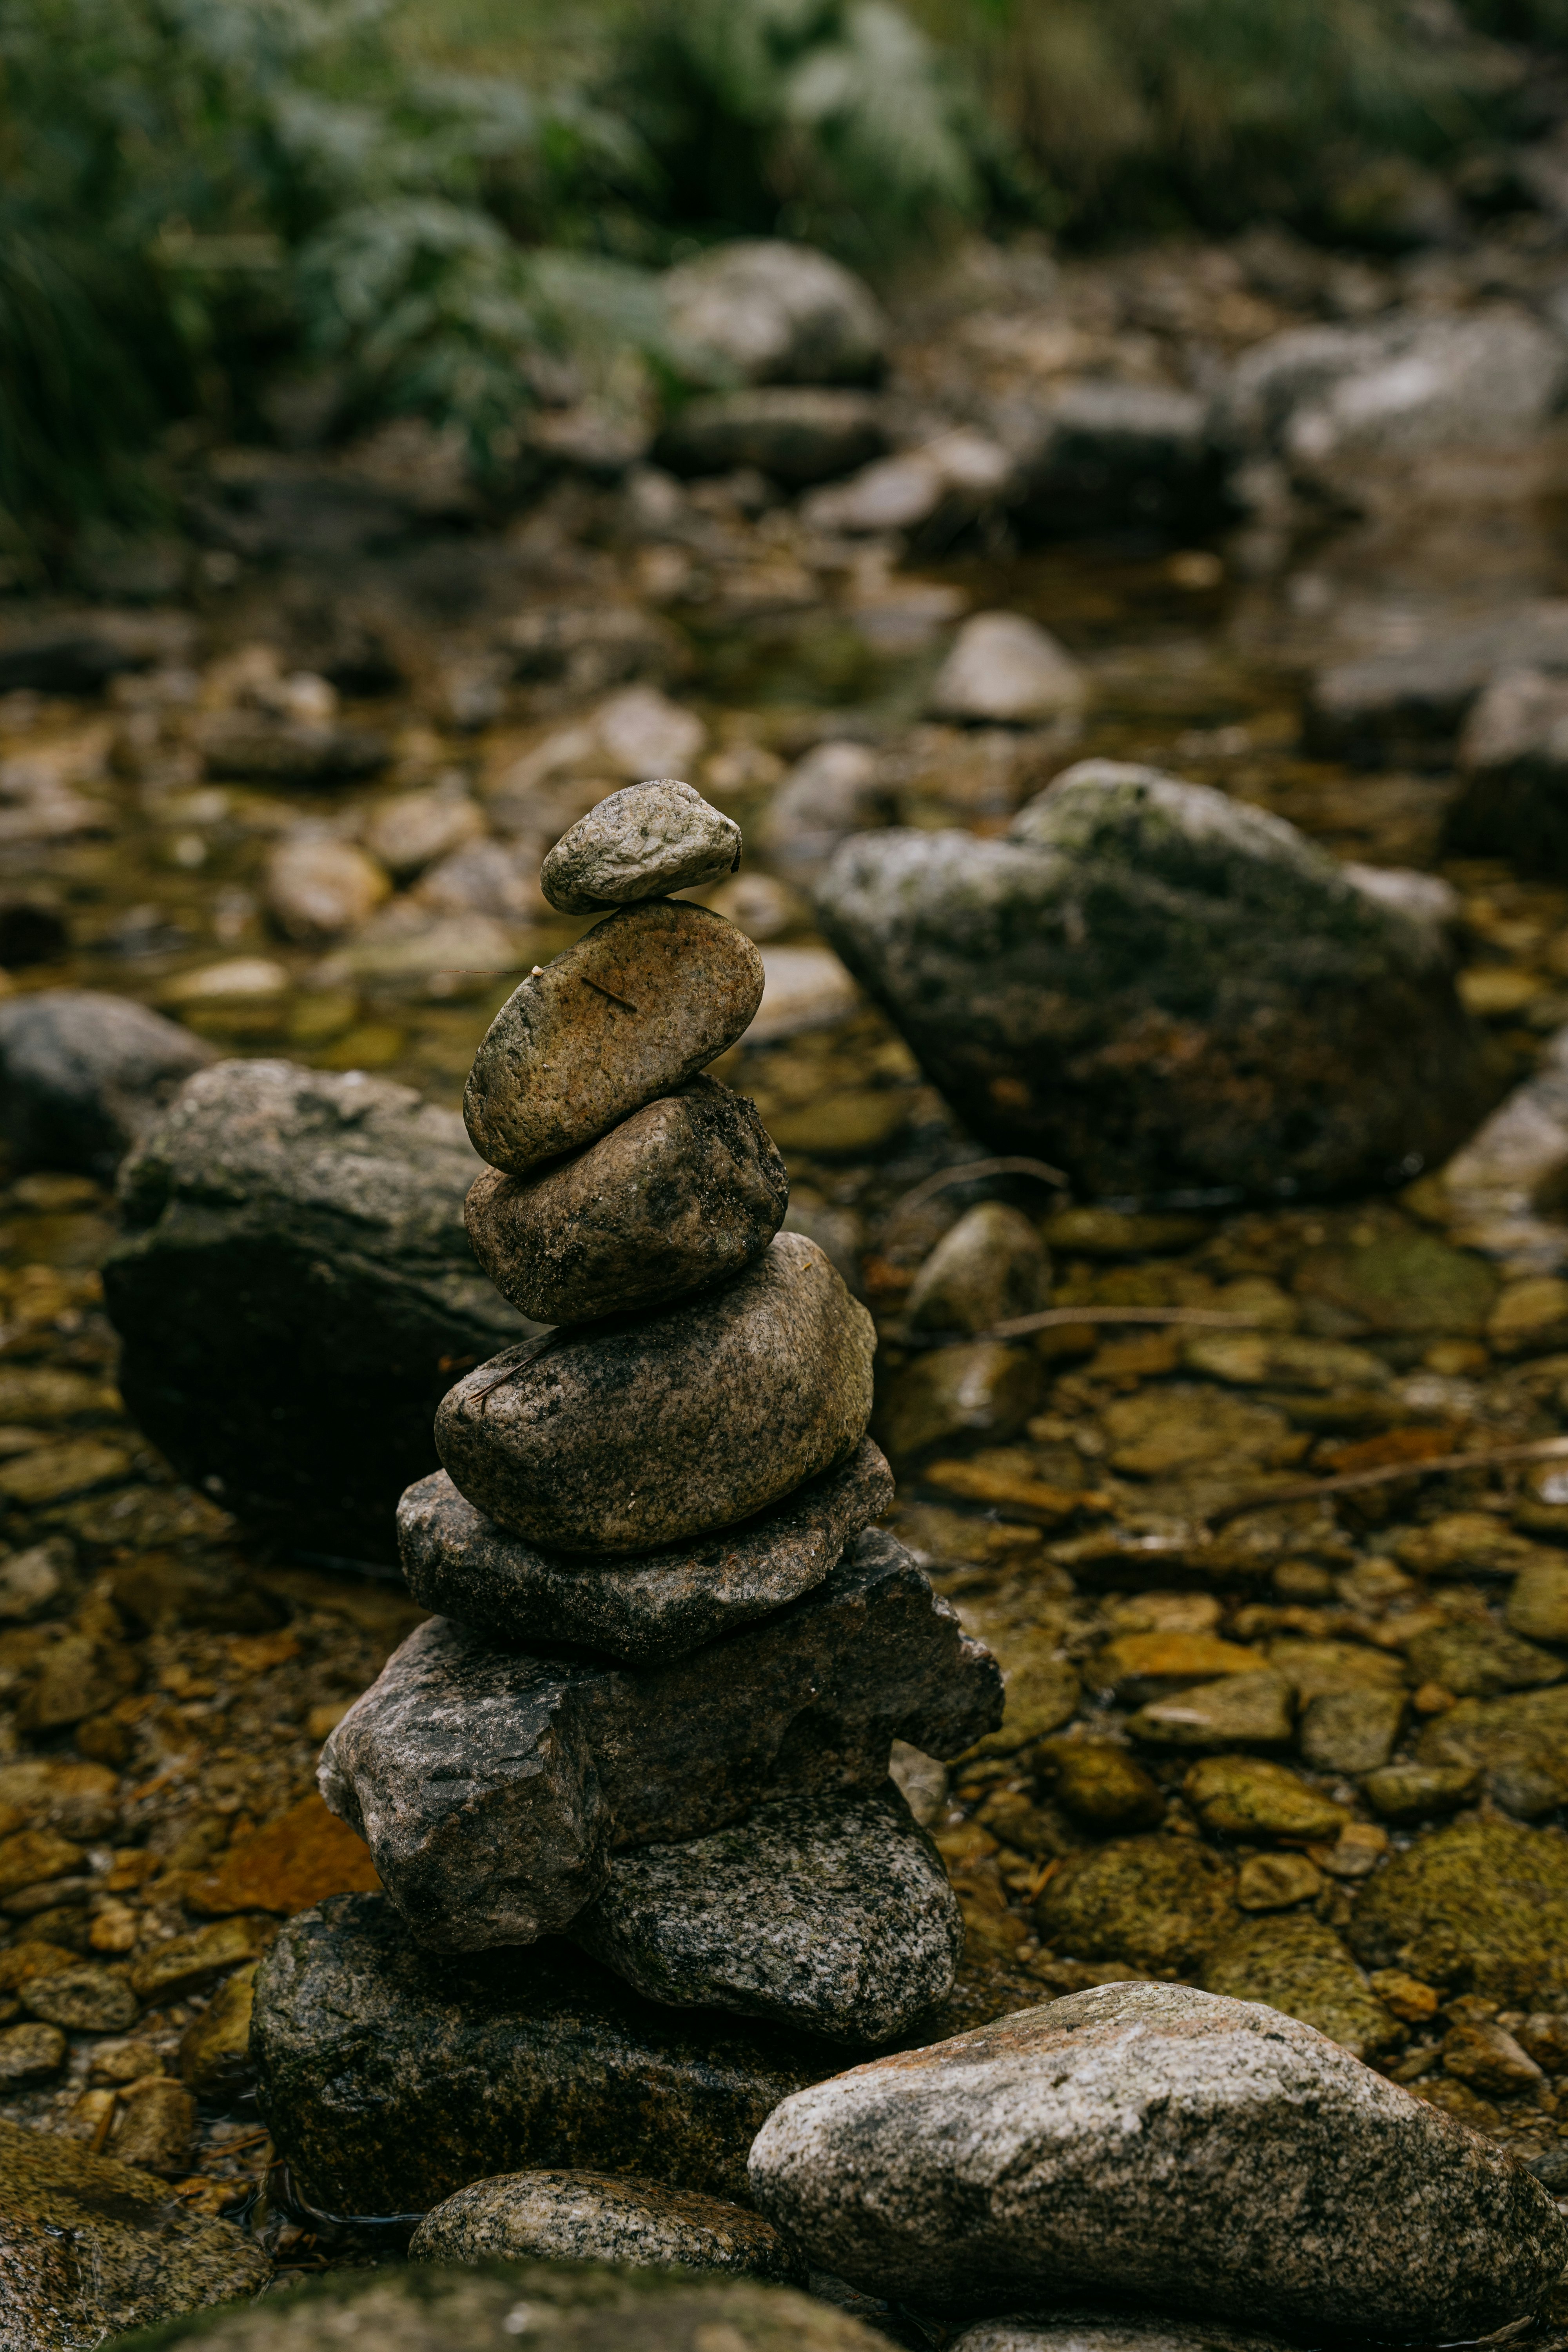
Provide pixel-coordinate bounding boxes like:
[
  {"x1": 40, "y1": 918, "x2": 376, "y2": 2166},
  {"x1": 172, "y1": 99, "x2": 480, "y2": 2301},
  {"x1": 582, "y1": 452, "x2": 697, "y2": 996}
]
[
  {"x1": 661, "y1": 241, "x2": 886, "y2": 387},
  {"x1": 748, "y1": 1981, "x2": 1568, "y2": 2337},
  {"x1": 0, "y1": 989, "x2": 213, "y2": 1180},
  {"x1": 100, "y1": 1060, "x2": 528, "y2": 1560},
  {"x1": 814, "y1": 762, "x2": 1501, "y2": 1201}
]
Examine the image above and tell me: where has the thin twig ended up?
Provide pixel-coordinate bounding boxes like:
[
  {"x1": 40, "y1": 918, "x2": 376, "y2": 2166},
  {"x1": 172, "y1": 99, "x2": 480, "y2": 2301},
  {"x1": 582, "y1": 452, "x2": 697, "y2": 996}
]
[
  {"x1": 471, "y1": 1330, "x2": 564, "y2": 1412},
  {"x1": 886, "y1": 1156, "x2": 1070, "y2": 1228},
  {"x1": 581, "y1": 976, "x2": 639, "y2": 1013},
  {"x1": 891, "y1": 1306, "x2": 1269, "y2": 1349},
  {"x1": 1207, "y1": 1435, "x2": 1568, "y2": 1527}
]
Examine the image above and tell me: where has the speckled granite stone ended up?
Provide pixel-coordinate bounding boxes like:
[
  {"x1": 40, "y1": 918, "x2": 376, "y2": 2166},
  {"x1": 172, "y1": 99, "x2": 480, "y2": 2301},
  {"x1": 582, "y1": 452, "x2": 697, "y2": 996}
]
[
  {"x1": 436, "y1": 1234, "x2": 876, "y2": 1554},
  {"x1": 0, "y1": 2115, "x2": 267, "y2": 2350},
  {"x1": 410, "y1": 2170, "x2": 800, "y2": 2280},
  {"x1": 572, "y1": 1784, "x2": 962, "y2": 2044},
  {"x1": 251, "y1": 1892, "x2": 833, "y2": 2213},
  {"x1": 748, "y1": 1981, "x2": 1568, "y2": 2337},
  {"x1": 396, "y1": 1440, "x2": 893, "y2": 1664},
  {"x1": 319, "y1": 1529, "x2": 1002, "y2": 1949},
  {"x1": 948, "y1": 2315, "x2": 1299, "y2": 2352},
  {"x1": 464, "y1": 1076, "x2": 787, "y2": 1325},
  {"x1": 540, "y1": 781, "x2": 742, "y2": 915},
  {"x1": 463, "y1": 902, "x2": 763, "y2": 1177}
]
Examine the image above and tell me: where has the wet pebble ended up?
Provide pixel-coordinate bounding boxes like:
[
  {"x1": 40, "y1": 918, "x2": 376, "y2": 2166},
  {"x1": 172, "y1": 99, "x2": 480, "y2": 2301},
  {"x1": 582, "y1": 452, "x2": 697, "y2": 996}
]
[
  {"x1": 905, "y1": 1202, "x2": 1049, "y2": 1337},
  {"x1": 411, "y1": 2169, "x2": 802, "y2": 2281},
  {"x1": 0, "y1": 2019, "x2": 65, "y2": 2084},
  {"x1": 540, "y1": 780, "x2": 740, "y2": 914},
  {"x1": 929, "y1": 613, "x2": 1088, "y2": 725},
  {"x1": 264, "y1": 830, "x2": 390, "y2": 944},
  {"x1": 22, "y1": 1962, "x2": 138, "y2": 2033}
]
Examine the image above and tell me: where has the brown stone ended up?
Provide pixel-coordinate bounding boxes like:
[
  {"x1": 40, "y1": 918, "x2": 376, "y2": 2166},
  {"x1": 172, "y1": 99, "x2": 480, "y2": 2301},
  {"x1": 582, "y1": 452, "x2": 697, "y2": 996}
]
[{"x1": 187, "y1": 1792, "x2": 380, "y2": 1917}]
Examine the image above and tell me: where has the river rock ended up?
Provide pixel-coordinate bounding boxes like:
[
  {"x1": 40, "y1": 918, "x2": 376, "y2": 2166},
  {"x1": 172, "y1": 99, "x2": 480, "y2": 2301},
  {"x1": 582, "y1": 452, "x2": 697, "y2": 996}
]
[
  {"x1": 905, "y1": 1203, "x2": 1049, "y2": 1336},
  {"x1": 1011, "y1": 379, "x2": 1219, "y2": 538},
  {"x1": 654, "y1": 390, "x2": 887, "y2": 487},
  {"x1": 1448, "y1": 665, "x2": 1568, "y2": 874},
  {"x1": 464, "y1": 1076, "x2": 787, "y2": 1325},
  {"x1": 464, "y1": 901, "x2": 764, "y2": 1178},
  {"x1": 950, "y1": 2318, "x2": 1297, "y2": 2352},
  {"x1": 102, "y1": 1060, "x2": 527, "y2": 1558},
  {"x1": 1199, "y1": 1914, "x2": 1401, "y2": 2057},
  {"x1": 815, "y1": 762, "x2": 1499, "y2": 1199},
  {"x1": 928, "y1": 614, "x2": 1088, "y2": 725},
  {"x1": 571, "y1": 1784, "x2": 962, "y2": 2045},
  {"x1": 1035, "y1": 1837, "x2": 1239, "y2": 1978},
  {"x1": 411, "y1": 2171, "x2": 800, "y2": 2280},
  {"x1": 0, "y1": 2114, "x2": 267, "y2": 2350},
  {"x1": 252, "y1": 1891, "x2": 835, "y2": 2211},
  {"x1": 0, "y1": 989, "x2": 213, "y2": 1181},
  {"x1": 662, "y1": 240, "x2": 886, "y2": 387},
  {"x1": 264, "y1": 830, "x2": 390, "y2": 944},
  {"x1": 436, "y1": 1233, "x2": 875, "y2": 1553},
  {"x1": 319, "y1": 1529, "x2": 1002, "y2": 1948},
  {"x1": 1348, "y1": 1818, "x2": 1568, "y2": 2004},
  {"x1": 1414, "y1": 1682, "x2": 1568, "y2": 1815},
  {"x1": 1405, "y1": 1619, "x2": 1562, "y2": 1699},
  {"x1": 396, "y1": 1440, "x2": 893, "y2": 1664},
  {"x1": 1304, "y1": 601, "x2": 1568, "y2": 768},
  {"x1": 748, "y1": 1980, "x2": 1568, "y2": 2335},
  {"x1": 540, "y1": 780, "x2": 741, "y2": 913}
]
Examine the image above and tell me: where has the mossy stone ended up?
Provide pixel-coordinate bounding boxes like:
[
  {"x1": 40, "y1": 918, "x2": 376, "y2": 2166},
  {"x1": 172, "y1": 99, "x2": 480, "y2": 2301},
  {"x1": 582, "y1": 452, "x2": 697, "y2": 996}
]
[
  {"x1": 1293, "y1": 1228, "x2": 1497, "y2": 1338},
  {"x1": 1405, "y1": 1620, "x2": 1562, "y2": 1699},
  {"x1": 1201, "y1": 1915, "x2": 1403, "y2": 2058},
  {"x1": 1038, "y1": 1742, "x2": 1164, "y2": 1832},
  {"x1": 1182, "y1": 1758, "x2": 1347, "y2": 1843},
  {"x1": 1348, "y1": 1818, "x2": 1568, "y2": 2004},
  {"x1": 1416, "y1": 1683, "x2": 1568, "y2": 1815},
  {"x1": 1034, "y1": 1835, "x2": 1239, "y2": 1976}
]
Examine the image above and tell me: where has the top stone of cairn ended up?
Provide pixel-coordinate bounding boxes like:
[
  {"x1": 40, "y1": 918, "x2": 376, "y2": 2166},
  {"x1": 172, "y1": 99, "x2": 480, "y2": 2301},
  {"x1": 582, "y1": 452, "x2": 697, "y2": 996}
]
[{"x1": 541, "y1": 780, "x2": 742, "y2": 915}]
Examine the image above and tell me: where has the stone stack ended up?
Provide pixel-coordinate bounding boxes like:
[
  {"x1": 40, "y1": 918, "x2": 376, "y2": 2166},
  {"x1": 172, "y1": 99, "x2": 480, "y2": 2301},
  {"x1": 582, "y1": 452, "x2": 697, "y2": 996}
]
[{"x1": 276, "y1": 781, "x2": 1000, "y2": 2202}]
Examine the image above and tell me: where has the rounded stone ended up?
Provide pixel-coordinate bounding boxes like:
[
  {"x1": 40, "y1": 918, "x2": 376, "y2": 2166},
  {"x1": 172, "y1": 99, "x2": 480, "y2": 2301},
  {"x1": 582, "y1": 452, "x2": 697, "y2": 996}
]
[
  {"x1": 951, "y1": 2317, "x2": 1303, "y2": 2352},
  {"x1": 464, "y1": 902, "x2": 765, "y2": 1178},
  {"x1": 904, "y1": 1203, "x2": 1049, "y2": 1337},
  {"x1": 396, "y1": 1441, "x2": 894, "y2": 1664},
  {"x1": 436, "y1": 1232, "x2": 876, "y2": 1554},
  {"x1": 928, "y1": 613, "x2": 1088, "y2": 725},
  {"x1": 540, "y1": 781, "x2": 742, "y2": 916},
  {"x1": 21, "y1": 1963, "x2": 137, "y2": 2034},
  {"x1": 1347, "y1": 1817, "x2": 1568, "y2": 2004},
  {"x1": 464, "y1": 1076, "x2": 787, "y2": 1326},
  {"x1": 1181, "y1": 1758, "x2": 1347, "y2": 1843},
  {"x1": 1037, "y1": 1742, "x2": 1163, "y2": 1833},
  {"x1": 746, "y1": 1981, "x2": 1568, "y2": 2337},
  {"x1": 0, "y1": 2021, "x2": 65, "y2": 2085},
  {"x1": 1199, "y1": 1913, "x2": 1402, "y2": 2058},
  {"x1": 410, "y1": 2170, "x2": 801, "y2": 2281},
  {"x1": 571, "y1": 1786, "x2": 963, "y2": 2046},
  {"x1": 1035, "y1": 1837, "x2": 1239, "y2": 1978}
]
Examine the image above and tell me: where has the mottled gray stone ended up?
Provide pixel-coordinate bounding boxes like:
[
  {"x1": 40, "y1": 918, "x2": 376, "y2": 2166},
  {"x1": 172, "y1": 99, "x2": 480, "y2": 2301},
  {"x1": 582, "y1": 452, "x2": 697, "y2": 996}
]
[
  {"x1": 662, "y1": 240, "x2": 886, "y2": 387},
  {"x1": 396, "y1": 1440, "x2": 894, "y2": 1664},
  {"x1": 748, "y1": 1981, "x2": 1568, "y2": 2337},
  {"x1": 102, "y1": 1060, "x2": 527, "y2": 1558},
  {"x1": 1297, "y1": 1685, "x2": 1405, "y2": 1775},
  {"x1": 0, "y1": 988, "x2": 212, "y2": 1181},
  {"x1": 252, "y1": 1892, "x2": 836, "y2": 2213},
  {"x1": 572, "y1": 1784, "x2": 962, "y2": 2044},
  {"x1": 319, "y1": 1529, "x2": 1002, "y2": 1949},
  {"x1": 0, "y1": 2114, "x2": 267, "y2": 2351},
  {"x1": 464, "y1": 1076, "x2": 786, "y2": 1325},
  {"x1": 20, "y1": 1963, "x2": 138, "y2": 2033},
  {"x1": 410, "y1": 2171, "x2": 801, "y2": 2281},
  {"x1": 815, "y1": 762, "x2": 1500, "y2": 1200},
  {"x1": 464, "y1": 901, "x2": 764, "y2": 1178},
  {"x1": 541, "y1": 781, "x2": 742, "y2": 915},
  {"x1": 436, "y1": 1233, "x2": 875, "y2": 1554},
  {"x1": 928, "y1": 614, "x2": 1087, "y2": 726},
  {"x1": 106, "y1": 2261, "x2": 889, "y2": 2352},
  {"x1": 951, "y1": 2317, "x2": 1298, "y2": 2352}
]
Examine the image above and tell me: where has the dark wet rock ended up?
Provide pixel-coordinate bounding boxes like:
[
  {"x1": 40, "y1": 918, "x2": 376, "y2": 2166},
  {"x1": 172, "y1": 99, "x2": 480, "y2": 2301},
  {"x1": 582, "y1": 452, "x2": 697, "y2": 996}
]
[
  {"x1": 815, "y1": 763, "x2": 1498, "y2": 1200},
  {"x1": 540, "y1": 780, "x2": 741, "y2": 915},
  {"x1": 0, "y1": 608, "x2": 194, "y2": 695},
  {"x1": 110, "y1": 2259, "x2": 888, "y2": 2352},
  {"x1": 1448, "y1": 665, "x2": 1568, "y2": 874},
  {"x1": 1293, "y1": 1227, "x2": 1496, "y2": 1336},
  {"x1": 654, "y1": 391, "x2": 887, "y2": 488},
  {"x1": 320, "y1": 1528, "x2": 1001, "y2": 1950},
  {"x1": 397, "y1": 1441, "x2": 893, "y2": 1665},
  {"x1": 571, "y1": 1784, "x2": 962, "y2": 2045},
  {"x1": 748, "y1": 1980, "x2": 1568, "y2": 2336},
  {"x1": 949, "y1": 2316, "x2": 1298, "y2": 2352},
  {"x1": 1007, "y1": 379, "x2": 1221, "y2": 537},
  {"x1": 410, "y1": 2171, "x2": 801, "y2": 2279},
  {"x1": 1034, "y1": 1837, "x2": 1238, "y2": 1977},
  {"x1": 1298, "y1": 1685, "x2": 1405, "y2": 1774},
  {"x1": 1126, "y1": 1672, "x2": 1294, "y2": 1751},
  {"x1": 102, "y1": 1059, "x2": 526, "y2": 1559},
  {"x1": 198, "y1": 710, "x2": 391, "y2": 784},
  {"x1": 1200, "y1": 1915, "x2": 1402, "y2": 2057},
  {"x1": 1362, "y1": 1762, "x2": 1479, "y2": 1822},
  {"x1": 1181, "y1": 1758, "x2": 1346, "y2": 1842},
  {"x1": 177, "y1": 1963, "x2": 257, "y2": 2105},
  {"x1": 1414, "y1": 1683, "x2": 1568, "y2": 1815},
  {"x1": 0, "y1": 2113, "x2": 266, "y2": 2350},
  {"x1": 1348, "y1": 1818, "x2": 1568, "y2": 2003},
  {"x1": 252, "y1": 1891, "x2": 836, "y2": 2212},
  {"x1": 464, "y1": 902, "x2": 764, "y2": 1178},
  {"x1": 20, "y1": 1962, "x2": 137, "y2": 2032},
  {"x1": 464, "y1": 1076, "x2": 787, "y2": 1326},
  {"x1": 1303, "y1": 601, "x2": 1568, "y2": 768},
  {"x1": 877, "y1": 1342, "x2": 1041, "y2": 1464},
  {"x1": 0, "y1": 989, "x2": 213, "y2": 1181},
  {"x1": 1037, "y1": 1742, "x2": 1164, "y2": 1833},
  {"x1": 928, "y1": 614, "x2": 1087, "y2": 726},
  {"x1": 904, "y1": 1203, "x2": 1049, "y2": 1337},
  {"x1": 1405, "y1": 1619, "x2": 1562, "y2": 1699},
  {"x1": 437, "y1": 1234, "x2": 874, "y2": 1555},
  {"x1": 662, "y1": 240, "x2": 886, "y2": 387}
]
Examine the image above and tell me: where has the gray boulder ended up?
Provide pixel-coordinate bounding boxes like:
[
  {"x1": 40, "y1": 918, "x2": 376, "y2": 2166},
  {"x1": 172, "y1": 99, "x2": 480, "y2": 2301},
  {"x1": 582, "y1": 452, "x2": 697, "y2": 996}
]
[
  {"x1": 252, "y1": 1891, "x2": 835, "y2": 2214},
  {"x1": 319, "y1": 1529, "x2": 1002, "y2": 1949},
  {"x1": 0, "y1": 989, "x2": 213, "y2": 1180},
  {"x1": 814, "y1": 761, "x2": 1500, "y2": 1201},
  {"x1": 654, "y1": 390, "x2": 887, "y2": 487},
  {"x1": 410, "y1": 2171, "x2": 801, "y2": 2281},
  {"x1": 662, "y1": 241, "x2": 885, "y2": 387},
  {"x1": 748, "y1": 1981, "x2": 1568, "y2": 2337},
  {"x1": 1305, "y1": 603, "x2": 1568, "y2": 767},
  {"x1": 101, "y1": 1060, "x2": 528, "y2": 1559},
  {"x1": 572, "y1": 1784, "x2": 962, "y2": 2044},
  {"x1": 396, "y1": 1439, "x2": 893, "y2": 1664}
]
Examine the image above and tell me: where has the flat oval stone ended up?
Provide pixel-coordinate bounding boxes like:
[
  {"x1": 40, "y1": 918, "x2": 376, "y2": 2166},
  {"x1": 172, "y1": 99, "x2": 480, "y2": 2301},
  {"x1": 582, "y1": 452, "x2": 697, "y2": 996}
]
[
  {"x1": 464, "y1": 902, "x2": 764, "y2": 1178},
  {"x1": 571, "y1": 1785, "x2": 962, "y2": 2045},
  {"x1": 410, "y1": 2169, "x2": 800, "y2": 2281},
  {"x1": 397, "y1": 1439, "x2": 894, "y2": 1663},
  {"x1": 465, "y1": 1076, "x2": 787, "y2": 1325},
  {"x1": 436, "y1": 1232, "x2": 876, "y2": 1553},
  {"x1": 541, "y1": 781, "x2": 742, "y2": 915},
  {"x1": 748, "y1": 1980, "x2": 1568, "y2": 2338}
]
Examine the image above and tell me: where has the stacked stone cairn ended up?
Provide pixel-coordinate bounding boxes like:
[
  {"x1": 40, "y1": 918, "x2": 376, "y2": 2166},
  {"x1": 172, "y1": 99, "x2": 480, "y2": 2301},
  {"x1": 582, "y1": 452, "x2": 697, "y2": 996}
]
[{"x1": 316, "y1": 779, "x2": 1002, "y2": 2061}]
